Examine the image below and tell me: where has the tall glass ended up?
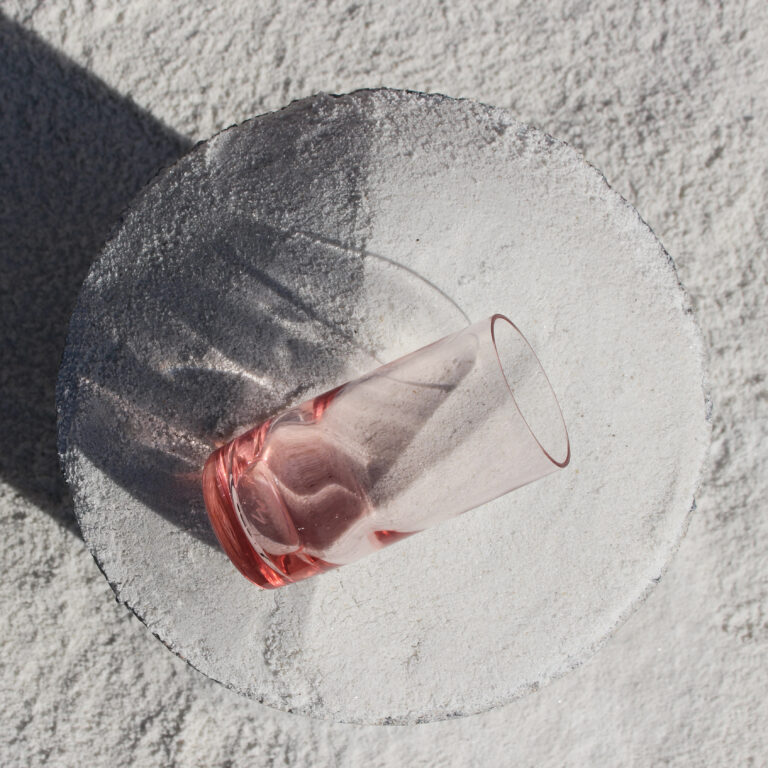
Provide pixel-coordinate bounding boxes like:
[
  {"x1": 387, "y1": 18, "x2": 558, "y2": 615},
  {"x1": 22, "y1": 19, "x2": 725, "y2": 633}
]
[{"x1": 202, "y1": 315, "x2": 570, "y2": 588}]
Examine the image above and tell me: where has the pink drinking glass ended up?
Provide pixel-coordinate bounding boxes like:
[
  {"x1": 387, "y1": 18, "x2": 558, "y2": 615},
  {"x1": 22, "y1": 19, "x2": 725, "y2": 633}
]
[{"x1": 202, "y1": 314, "x2": 570, "y2": 588}]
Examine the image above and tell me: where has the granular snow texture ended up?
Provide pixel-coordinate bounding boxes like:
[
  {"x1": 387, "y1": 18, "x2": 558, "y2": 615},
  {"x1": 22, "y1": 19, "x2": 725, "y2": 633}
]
[
  {"x1": 56, "y1": 88, "x2": 707, "y2": 724},
  {"x1": 1, "y1": 2, "x2": 766, "y2": 766}
]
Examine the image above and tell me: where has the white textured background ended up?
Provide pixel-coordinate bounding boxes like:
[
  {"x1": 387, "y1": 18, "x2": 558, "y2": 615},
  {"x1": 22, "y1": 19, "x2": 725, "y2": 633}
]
[{"x1": 1, "y1": 1, "x2": 765, "y2": 765}]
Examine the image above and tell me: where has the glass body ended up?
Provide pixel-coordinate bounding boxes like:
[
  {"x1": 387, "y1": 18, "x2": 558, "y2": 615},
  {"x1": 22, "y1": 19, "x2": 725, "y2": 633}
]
[{"x1": 202, "y1": 315, "x2": 570, "y2": 588}]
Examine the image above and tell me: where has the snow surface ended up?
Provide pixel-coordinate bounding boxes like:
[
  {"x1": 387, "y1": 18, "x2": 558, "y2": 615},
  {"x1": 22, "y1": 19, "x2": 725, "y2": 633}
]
[
  {"x1": 1, "y1": 1, "x2": 766, "y2": 765},
  {"x1": 56, "y1": 88, "x2": 707, "y2": 724}
]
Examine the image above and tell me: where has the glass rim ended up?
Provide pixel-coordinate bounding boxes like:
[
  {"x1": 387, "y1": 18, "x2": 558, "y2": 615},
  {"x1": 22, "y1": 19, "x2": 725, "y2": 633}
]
[{"x1": 490, "y1": 314, "x2": 571, "y2": 469}]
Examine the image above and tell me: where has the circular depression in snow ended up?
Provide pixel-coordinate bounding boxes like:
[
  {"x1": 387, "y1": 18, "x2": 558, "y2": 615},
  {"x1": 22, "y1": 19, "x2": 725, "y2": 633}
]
[{"x1": 58, "y1": 89, "x2": 709, "y2": 724}]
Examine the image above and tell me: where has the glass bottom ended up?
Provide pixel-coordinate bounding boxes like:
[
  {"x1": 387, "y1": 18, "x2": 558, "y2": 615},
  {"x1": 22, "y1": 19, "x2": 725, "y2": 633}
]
[
  {"x1": 202, "y1": 386, "x2": 414, "y2": 588},
  {"x1": 202, "y1": 428, "x2": 340, "y2": 589}
]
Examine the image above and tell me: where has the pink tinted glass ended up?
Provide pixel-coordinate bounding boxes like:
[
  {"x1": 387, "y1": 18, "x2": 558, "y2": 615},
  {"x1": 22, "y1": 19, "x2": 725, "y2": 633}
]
[{"x1": 202, "y1": 314, "x2": 570, "y2": 588}]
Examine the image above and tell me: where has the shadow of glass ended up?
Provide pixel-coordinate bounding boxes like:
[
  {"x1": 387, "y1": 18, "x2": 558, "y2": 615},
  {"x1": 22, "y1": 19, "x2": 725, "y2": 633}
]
[
  {"x1": 64, "y1": 217, "x2": 380, "y2": 549},
  {"x1": 50, "y1": 77, "x2": 471, "y2": 576},
  {"x1": 0, "y1": 14, "x2": 192, "y2": 535}
]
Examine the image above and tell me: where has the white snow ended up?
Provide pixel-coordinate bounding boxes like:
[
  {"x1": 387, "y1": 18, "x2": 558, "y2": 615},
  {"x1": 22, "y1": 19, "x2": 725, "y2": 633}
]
[{"x1": 1, "y1": 1, "x2": 766, "y2": 765}]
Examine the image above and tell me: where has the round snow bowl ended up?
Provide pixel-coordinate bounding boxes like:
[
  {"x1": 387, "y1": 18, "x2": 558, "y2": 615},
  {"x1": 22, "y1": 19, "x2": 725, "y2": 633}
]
[{"x1": 57, "y1": 89, "x2": 710, "y2": 725}]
